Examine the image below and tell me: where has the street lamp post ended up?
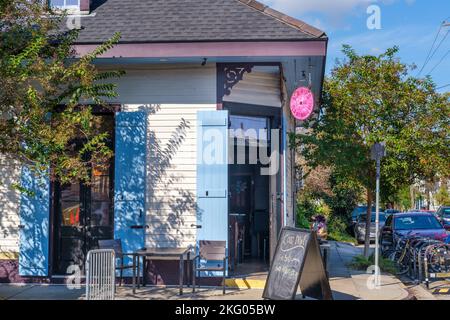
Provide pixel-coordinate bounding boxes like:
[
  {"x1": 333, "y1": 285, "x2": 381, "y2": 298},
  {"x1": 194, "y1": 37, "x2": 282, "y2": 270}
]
[{"x1": 371, "y1": 142, "x2": 386, "y2": 287}]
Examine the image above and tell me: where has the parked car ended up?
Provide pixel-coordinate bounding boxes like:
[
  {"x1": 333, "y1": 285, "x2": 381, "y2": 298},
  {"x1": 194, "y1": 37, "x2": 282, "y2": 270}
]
[
  {"x1": 384, "y1": 209, "x2": 401, "y2": 218},
  {"x1": 436, "y1": 206, "x2": 450, "y2": 231},
  {"x1": 354, "y1": 212, "x2": 386, "y2": 244},
  {"x1": 351, "y1": 206, "x2": 376, "y2": 224},
  {"x1": 418, "y1": 209, "x2": 437, "y2": 214},
  {"x1": 380, "y1": 212, "x2": 449, "y2": 255}
]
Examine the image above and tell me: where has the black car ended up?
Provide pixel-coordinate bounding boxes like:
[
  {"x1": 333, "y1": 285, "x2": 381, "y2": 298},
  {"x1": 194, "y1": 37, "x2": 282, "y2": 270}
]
[{"x1": 380, "y1": 212, "x2": 448, "y2": 256}]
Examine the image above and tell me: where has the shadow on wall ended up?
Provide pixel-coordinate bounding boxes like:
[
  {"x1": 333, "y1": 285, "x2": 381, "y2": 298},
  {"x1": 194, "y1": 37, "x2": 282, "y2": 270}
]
[
  {"x1": 0, "y1": 161, "x2": 49, "y2": 283},
  {"x1": 0, "y1": 158, "x2": 20, "y2": 282},
  {"x1": 137, "y1": 104, "x2": 199, "y2": 248},
  {"x1": 133, "y1": 104, "x2": 200, "y2": 285},
  {"x1": 0, "y1": 104, "x2": 202, "y2": 283}
]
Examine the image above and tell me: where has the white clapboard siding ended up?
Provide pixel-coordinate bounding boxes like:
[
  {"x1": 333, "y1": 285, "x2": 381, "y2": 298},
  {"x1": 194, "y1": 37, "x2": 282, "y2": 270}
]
[
  {"x1": 223, "y1": 65, "x2": 282, "y2": 108},
  {"x1": 110, "y1": 64, "x2": 217, "y2": 248},
  {"x1": 101, "y1": 64, "x2": 217, "y2": 105},
  {"x1": 281, "y1": 83, "x2": 296, "y2": 227},
  {"x1": 285, "y1": 116, "x2": 296, "y2": 227},
  {"x1": 0, "y1": 156, "x2": 21, "y2": 255}
]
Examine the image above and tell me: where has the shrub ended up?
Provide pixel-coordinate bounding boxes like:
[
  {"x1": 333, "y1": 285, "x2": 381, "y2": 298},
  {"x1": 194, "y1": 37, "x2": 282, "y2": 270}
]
[{"x1": 348, "y1": 254, "x2": 397, "y2": 274}]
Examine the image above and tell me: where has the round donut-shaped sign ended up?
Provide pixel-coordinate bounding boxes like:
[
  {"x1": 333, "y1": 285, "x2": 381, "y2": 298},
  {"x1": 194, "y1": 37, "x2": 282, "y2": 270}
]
[{"x1": 290, "y1": 87, "x2": 314, "y2": 120}]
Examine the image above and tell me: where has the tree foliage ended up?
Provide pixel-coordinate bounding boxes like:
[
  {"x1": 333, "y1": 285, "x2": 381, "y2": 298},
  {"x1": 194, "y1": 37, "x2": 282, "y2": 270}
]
[
  {"x1": 292, "y1": 46, "x2": 450, "y2": 255},
  {"x1": 0, "y1": 0, "x2": 123, "y2": 186},
  {"x1": 435, "y1": 184, "x2": 450, "y2": 206}
]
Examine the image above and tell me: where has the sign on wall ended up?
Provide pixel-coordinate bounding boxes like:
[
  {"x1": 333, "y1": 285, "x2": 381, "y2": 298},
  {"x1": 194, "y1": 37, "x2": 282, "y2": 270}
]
[{"x1": 290, "y1": 87, "x2": 314, "y2": 120}]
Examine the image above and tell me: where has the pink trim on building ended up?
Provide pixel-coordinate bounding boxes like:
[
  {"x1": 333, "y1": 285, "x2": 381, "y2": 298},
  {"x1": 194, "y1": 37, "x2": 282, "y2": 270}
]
[
  {"x1": 74, "y1": 41, "x2": 327, "y2": 58},
  {"x1": 79, "y1": 0, "x2": 90, "y2": 12}
]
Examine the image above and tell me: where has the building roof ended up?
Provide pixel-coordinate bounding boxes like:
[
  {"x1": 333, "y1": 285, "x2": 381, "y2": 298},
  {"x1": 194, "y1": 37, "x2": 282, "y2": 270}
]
[{"x1": 72, "y1": 0, "x2": 326, "y2": 44}]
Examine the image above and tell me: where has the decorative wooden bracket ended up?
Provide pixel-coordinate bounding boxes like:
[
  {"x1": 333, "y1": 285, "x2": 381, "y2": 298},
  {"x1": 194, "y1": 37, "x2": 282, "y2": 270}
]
[{"x1": 223, "y1": 65, "x2": 253, "y2": 96}]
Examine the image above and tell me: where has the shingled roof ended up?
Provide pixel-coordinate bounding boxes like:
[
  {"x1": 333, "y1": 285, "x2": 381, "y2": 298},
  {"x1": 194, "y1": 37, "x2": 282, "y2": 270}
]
[{"x1": 72, "y1": 0, "x2": 326, "y2": 44}]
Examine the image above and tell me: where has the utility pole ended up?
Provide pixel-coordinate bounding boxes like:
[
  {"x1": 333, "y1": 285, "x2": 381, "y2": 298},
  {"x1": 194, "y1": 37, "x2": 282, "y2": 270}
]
[{"x1": 371, "y1": 142, "x2": 386, "y2": 287}]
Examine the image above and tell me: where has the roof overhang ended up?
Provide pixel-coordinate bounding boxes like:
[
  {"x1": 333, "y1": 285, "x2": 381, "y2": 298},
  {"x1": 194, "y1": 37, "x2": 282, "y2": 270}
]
[{"x1": 73, "y1": 40, "x2": 327, "y2": 60}]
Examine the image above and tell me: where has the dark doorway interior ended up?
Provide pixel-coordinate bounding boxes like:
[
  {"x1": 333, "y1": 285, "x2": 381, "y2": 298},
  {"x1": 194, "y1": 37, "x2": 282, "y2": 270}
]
[
  {"x1": 228, "y1": 115, "x2": 270, "y2": 275},
  {"x1": 53, "y1": 113, "x2": 115, "y2": 275}
]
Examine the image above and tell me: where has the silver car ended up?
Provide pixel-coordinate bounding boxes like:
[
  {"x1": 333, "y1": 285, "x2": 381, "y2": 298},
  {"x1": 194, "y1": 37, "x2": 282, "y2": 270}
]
[{"x1": 354, "y1": 212, "x2": 386, "y2": 244}]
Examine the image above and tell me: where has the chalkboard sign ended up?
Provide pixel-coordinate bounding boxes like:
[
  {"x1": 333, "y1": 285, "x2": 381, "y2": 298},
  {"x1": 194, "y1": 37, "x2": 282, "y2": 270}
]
[{"x1": 262, "y1": 227, "x2": 332, "y2": 300}]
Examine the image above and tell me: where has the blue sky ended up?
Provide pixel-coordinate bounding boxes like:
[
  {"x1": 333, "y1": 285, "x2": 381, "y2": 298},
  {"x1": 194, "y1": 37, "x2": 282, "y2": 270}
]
[{"x1": 260, "y1": 0, "x2": 450, "y2": 92}]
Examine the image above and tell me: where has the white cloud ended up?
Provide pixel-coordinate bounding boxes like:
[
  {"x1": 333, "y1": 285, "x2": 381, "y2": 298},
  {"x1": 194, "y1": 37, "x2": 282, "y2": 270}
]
[
  {"x1": 264, "y1": 0, "x2": 372, "y2": 15},
  {"x1": 261, "y1": 0, "x2": 416, "y2": 30},
  {"x1": 261, "y1": 0, "x2": 375, "y2": 30},
  {"x1": 330, "y1": 25, "x2": 433, "y2": 52}
]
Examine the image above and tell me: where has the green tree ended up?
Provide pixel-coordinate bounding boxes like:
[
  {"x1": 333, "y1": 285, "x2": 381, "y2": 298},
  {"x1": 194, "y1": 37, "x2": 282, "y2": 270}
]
[
  {"x1": 292, "y1": 46, "x2": 450, "y2": 256},
  {"x1": 393, "y1": 185, "x2": 412, "y2": 211},
  {"x1": 435, "y1": 184, "x2": 450, "y2": 206},
  {"x1": 325, "y1": 171, "x2": 363, "y2": 222},
  {"x1": 0, "y1": 0, "x2": 123, "y2": 187}
]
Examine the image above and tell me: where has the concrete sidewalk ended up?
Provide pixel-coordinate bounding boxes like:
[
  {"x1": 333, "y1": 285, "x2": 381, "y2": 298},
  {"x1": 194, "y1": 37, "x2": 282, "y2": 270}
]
[
  {"x1": 328, "y1": 241, "x2": 409, "y2": 300},
  {"x1": 0, "y1": 241, "x2": 411, "y2": 300}
]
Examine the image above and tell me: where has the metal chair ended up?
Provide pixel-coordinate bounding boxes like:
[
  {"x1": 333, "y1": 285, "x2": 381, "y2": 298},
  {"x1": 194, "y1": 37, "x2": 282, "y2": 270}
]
[
  {"x1": 98, "y1": 239, "x2": 134, "y2": 286},
  {"x1": 192, "y1": 240, "x2": 228, "y2": 294}
]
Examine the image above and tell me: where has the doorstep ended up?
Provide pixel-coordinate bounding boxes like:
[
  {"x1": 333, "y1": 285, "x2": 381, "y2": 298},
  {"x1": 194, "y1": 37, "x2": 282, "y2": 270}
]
[
  {"x1": 225, "y1": 271, "x2": 268, "y2": 290},
  {"x1": 225, "y1": 278, "x2": 266, "y2": 289}
]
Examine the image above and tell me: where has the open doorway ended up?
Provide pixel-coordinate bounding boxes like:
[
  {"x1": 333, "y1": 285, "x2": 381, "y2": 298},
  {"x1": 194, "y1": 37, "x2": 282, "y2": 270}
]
[
  {"x1": 228, "y1": 114, "x2": 271, "y2": 276},
  {"x1": 52, "y1": 111, "x2": 115, "y2": 275}
]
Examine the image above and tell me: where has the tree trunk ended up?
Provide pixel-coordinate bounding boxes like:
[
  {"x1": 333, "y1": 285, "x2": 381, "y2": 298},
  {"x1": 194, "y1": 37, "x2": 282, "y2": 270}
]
[
  {"x1": 410, "y1": 185, "x2": 415, "y2": 210},
  {"x1": 363, "y1": 188, "x2": 372, "y2": 257}
]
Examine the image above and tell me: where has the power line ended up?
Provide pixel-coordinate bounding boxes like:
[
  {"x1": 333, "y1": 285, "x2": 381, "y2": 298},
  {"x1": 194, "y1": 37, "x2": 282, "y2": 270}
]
[
  {"x1": 426, "y1": 30, "x2": 449, "y2": 68},
  {"x1": 437, "y1": 83, "x2": 450, "y2": 90},
  {"x1": 418, "y1": 23, "x2": 444, "y2": 76},
  {"x1": 428, "y1": 50, "x2": 450, "y2": 75}
]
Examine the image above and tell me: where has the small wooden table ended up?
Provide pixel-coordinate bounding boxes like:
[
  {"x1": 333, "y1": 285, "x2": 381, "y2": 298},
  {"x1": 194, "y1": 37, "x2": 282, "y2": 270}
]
[{"x1": 132, "y1": 247, "x2": 193, "y2": 295}]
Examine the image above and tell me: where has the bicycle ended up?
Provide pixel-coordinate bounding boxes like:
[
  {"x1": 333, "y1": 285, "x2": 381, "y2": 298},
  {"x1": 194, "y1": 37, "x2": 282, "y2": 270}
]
[{"x1": 388, "y1": 235, "x2": 414, "y2": 275}]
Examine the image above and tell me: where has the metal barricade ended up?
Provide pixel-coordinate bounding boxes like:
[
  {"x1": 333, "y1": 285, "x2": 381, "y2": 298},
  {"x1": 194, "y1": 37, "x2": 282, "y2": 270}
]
[{"x1": 86, "y1": 249, "x2": 116, "y2": 300}]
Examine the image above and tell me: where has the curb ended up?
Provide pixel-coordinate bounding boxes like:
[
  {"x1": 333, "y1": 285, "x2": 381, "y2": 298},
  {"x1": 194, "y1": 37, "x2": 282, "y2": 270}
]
[
  {"x1": 394, "y1": 277, "x2": 417, "y2": 300},
  {"x1": 405, "y1": 283, "x2": 437, "y2": 300},
  {"x1": 398, "y1": 276, "x2": 437, "y2": 300}
]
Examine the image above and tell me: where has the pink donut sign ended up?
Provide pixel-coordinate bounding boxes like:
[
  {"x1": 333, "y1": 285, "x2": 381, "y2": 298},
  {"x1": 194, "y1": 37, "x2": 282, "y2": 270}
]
[{"x1": 290, "y1": 87, "x2": 314, "y2": 120}]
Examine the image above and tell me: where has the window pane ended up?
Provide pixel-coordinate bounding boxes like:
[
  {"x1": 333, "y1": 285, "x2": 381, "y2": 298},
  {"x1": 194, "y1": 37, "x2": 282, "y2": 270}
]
[
  {"x1": 50, "y1": 0, "x2": 65, "y2": 7},
  {"x1": 229, "y1": 115, "x2": 268, "y2": 141},
  {"x1": 395, "y1": 215, "x2": 442, "y2": 230},
  {"x1": 91, "y1": 166, "x2": 110, "y2": 201},
  {"x1": 60, "y1": 183, "x2": 80, "y2": 226},
  {"x1": 90, "y1": 150, "x2": 111, "y2": 227},
  {"x1": 50, "y1": 0, "x2": 79, "y2": 7},
  {"x1": 91, "y1": 202, "x2": 111, "y2": 226}
]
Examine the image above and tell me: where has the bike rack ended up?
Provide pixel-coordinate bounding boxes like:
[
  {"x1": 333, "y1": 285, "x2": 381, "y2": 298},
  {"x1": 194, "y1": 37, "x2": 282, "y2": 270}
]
[
  {"x1": 423, "y1": 243, "x2": 450, "y2": 289},
  {"x1": 389, "y1": 235, "x2": 450, "y2": 288}
]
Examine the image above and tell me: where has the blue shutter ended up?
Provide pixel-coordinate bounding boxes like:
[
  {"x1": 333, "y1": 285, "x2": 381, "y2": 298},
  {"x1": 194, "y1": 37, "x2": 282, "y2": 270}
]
[
  {"x1": 19, "y1": 167, "x2": 50, "y2": 276},
  {"x1": 114, "y1": 111, "x2": 147, "y2": 271},
  {"x1": 196, "y1": 110, "x2": 229, "y2": 276}
]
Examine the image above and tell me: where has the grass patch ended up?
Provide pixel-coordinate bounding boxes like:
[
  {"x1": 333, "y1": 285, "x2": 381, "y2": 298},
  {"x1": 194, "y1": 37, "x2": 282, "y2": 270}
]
[
  {"x1": 347, "y1": 254, "x2": 397, "y2": 274},
  {"x1": 327, "y1": 216, "x2": 357, "y2": 245},
  {"x1": 328, "y1": 231, "x2": 357, "y2": 245}
]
